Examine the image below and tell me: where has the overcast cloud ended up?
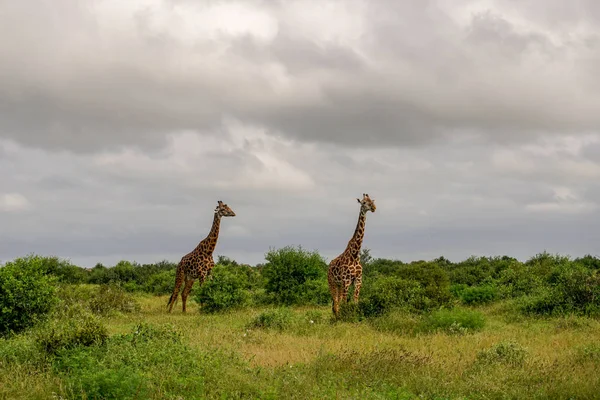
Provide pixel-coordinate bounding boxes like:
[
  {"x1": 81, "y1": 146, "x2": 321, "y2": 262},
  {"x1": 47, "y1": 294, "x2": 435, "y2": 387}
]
[{"x1": 1, "y1": 0, "x2": 600, "y2": 267}]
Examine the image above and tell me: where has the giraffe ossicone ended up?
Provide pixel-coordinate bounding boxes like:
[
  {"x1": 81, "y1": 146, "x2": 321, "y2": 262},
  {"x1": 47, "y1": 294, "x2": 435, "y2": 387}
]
[
  {"x1": 327, "y1": 193, "x2": 376, "y2": 318},
  {"x1": 166, "y1": 200, "x2": 236, "y2": 313}
]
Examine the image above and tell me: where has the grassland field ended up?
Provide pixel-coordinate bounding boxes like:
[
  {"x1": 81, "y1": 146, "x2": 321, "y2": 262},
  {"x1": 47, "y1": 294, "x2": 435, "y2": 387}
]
[{"x1": 2, "y1": 290, "x2": 600, "y2": 400}]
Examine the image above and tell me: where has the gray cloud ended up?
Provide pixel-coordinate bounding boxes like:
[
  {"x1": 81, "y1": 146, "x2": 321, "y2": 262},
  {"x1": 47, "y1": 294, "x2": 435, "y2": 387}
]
[
  {"x1": 1, "y1": 0, "x2": 600, "y2": 153},
  {"x1": 1, "y1": 1, "x2": 600, "y2": 266}
]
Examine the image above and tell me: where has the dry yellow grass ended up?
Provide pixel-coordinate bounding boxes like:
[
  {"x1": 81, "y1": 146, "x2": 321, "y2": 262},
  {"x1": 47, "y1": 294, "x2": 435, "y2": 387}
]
[{"x1": 111, "y1": 294, "x2": 600, "y2": 376}]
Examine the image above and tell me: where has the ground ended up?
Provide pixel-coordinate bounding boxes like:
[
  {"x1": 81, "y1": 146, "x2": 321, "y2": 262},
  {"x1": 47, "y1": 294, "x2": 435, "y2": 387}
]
[{"x1": 2, "y1": 293, "x2": 600, "y2": 399}]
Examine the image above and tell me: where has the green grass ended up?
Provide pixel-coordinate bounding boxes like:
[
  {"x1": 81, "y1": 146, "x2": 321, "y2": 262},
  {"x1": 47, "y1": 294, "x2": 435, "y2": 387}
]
[{"x1": 2, "y1": 292, "x2": 600, "y2": 399}]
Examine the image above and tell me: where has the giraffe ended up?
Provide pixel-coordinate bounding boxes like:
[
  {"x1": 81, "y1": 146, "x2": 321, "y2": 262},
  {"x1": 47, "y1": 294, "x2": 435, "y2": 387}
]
[
  {"x1": 167, "y1": 200, "x2": 236, "y2": 313},
  {"x1": 327, "y1": 193, "x2": 376, "y2": 317}
]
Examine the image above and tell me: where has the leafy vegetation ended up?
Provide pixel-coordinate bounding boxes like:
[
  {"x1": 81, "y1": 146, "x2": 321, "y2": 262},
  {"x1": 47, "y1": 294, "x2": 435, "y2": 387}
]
[
  {"x1": 0, "y1": 255, "x2": 58, "y2": 335},
  {"x1": 1, "y1": 249, "x2": 600, "y2": 398},
  {"x1": 261, "y1": 246, "x2": 329, "y2": 306},
  {"x1": 194, "y1": 264, "x2": 252, "y2": 313}
]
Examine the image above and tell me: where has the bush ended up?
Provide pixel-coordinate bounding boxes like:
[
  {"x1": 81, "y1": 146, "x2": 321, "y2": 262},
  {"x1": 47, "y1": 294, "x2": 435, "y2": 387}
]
[
  {"x1": 50, "y1": 322, "x2": 235, "y2": 399},
  {"x1": 526, "y1": 252, "x2": 571, "y2": 278},
  {"x1": 337, "y1": 302, "x2": 362, "y2": 323},
  {"x1": 248, "y1": 308, "x2": 294, "y2": 331},
  {"x1": 53, "y1": 347, "x2": 148, "y2": 400},
  {"x1": 89, "y1": 284, "x2": 140, "y2": 315},
  {"x1": 573, "y1": 255, "x2": 600, "y2": 271},
  {"x1": 43, "y1": 257, "x2": 89, "y2": 284},
  {"x1": 194, "y1": 264, "x2": 250, "y2": 313},
  {"x1": 446, "y1": 256, "x2": 516, "y2": 286},
  {"x1": 419, "y1": 308, "x2": 485, "y2": 335},
  {"x1": 297, "y1": 278, "x2": 331, "y2": 306},
  {"x1": 459, "y1": 285, "x2": 498, "y2": 305},
  {"x1": 262, "y1": 246, "x2": 328, "y2": 306},
  {"x1": 144, "y1": 269, "x2": 176, "y2": 295},
  {"x1": 496, "y1": 262, "x2": 542, "y2": 299},
  {"x1": 54, "y1": 284, "x2": 98, "y2": 318},
  {"x1": 0, "y1": 255, "x2": 58, "y2": 335},
  {"x1": 359, "y1": 276, "x2": 429, "y2": 317},
  {"x1": 393, "y1": 261, "x2": 453, "y2": 307},
  {"x1": 363, "y1": 258, "x2": 403, "y2": 279},
  {"x1": 519, "y1": 264, "x2": 600, "y2": 316},
  {"x1": 35, "y1": 314, "x2": 108, "y2": 355}
]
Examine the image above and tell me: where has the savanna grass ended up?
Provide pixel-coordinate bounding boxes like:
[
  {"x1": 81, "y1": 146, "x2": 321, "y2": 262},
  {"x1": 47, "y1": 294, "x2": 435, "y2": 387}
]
[{"x1": 2, "y1": 291, "x2": 600, "y2": 399}]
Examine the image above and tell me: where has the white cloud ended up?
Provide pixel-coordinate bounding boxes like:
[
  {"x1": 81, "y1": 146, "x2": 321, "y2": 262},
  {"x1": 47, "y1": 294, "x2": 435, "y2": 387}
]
[{"x1": 0, "y1": 193, "x2": 31, "y2": 213}]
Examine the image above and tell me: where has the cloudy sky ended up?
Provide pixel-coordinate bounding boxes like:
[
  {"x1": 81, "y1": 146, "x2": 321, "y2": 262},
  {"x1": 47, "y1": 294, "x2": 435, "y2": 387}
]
[{"x1": 1, "y1": 0, "x2": 600, "y2": 267}]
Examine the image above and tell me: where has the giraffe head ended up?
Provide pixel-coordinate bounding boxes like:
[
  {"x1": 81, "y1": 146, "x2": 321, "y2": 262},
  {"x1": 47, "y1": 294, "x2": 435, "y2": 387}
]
[
  {"x1": 215, "y1": 200, "x2": 236, "y2": 217},
  {"x1": 356, "y1": 193, "x2": 376, "y2": 213}
]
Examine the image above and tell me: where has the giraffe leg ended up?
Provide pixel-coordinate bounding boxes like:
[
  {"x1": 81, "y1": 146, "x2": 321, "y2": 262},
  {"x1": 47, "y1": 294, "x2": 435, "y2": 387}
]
[
  {"x1": 353, "y1": 276, "x2": 362, "y2": 303},
  {"x1": 341, "y1": 281, "x2": 352, "y2": 304},
  {"x1": 166, "y1": 265, "x2": 185, "y2": 313},
  {"x1": 328, "y1": 274, "x2": 340, "y2": 317},
  {"x1": 330, "y1": 284, "x2": 340, "y2": 317},
  {"x1": 181, "y1": 279, "x2": 195, "y2": 313}
]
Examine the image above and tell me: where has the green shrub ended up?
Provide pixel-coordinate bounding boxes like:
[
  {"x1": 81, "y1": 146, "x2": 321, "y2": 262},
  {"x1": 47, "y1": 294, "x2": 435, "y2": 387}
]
[
  {"x1": 518, "y1": 287, "x2": 562, "y2": 316},
  {"x1": 0, "y1": 255, "x2": 58, "y2": 335},
  {"x1": 519, "y1": 265, "x2": 600, "y2": 317},
  {"x1": 419, "y1": 308, "x2": 485, "y2": 335},
  {"x1": 336, "y1": 302, "x2": 362, "y2": 323},
  {"x1": 450, "y1": 283, "x2": 468, "y2": 298},
  {"x1": 394, "y1": 261, "x2": 453, "y2": 307},
  {"x1": 108, "y1": 260, "x2": 139, "y2": 283},
  {"x1": 446, "y1": 256, "x2": 516, "y2": 286},
  {"x1": 50, "y1": 259, "x2": 89, "y2": 284},
  {"x1": 194, "y1": 264, "x2": 250, "y2": 313},
  {"x1": 248, "y1": 308, "x2": 294, "y2": 331},
  {"x1": 363, "y1": 258, "x2": 404, "y2": 279},
  {"x1": 144, "y1": 269, "x2": 176, "y2": 295},
  {"x1": 459, "y1": 285, "x2": 498, "y2": 305},
  {"x1": 298, "y1": 278, "x2": 331, "y2": 306},
  {"x1": 550, "y1": 264, "x2": 600, "y2": 312},
  {"x1": 262, "y1": 246, "x2": 328, "y2": 306},
  {"x1": 53, "y1": 284, "x2": 98, "y2": 318},
  {"x1": 53, "y1": 347, "x2": 148, "y2": 400},
  {"x1": 359, "y1": 276, "x2": 429, "y2": 317},
  {"x1": 35, "y1": 314, "x2": 108, "y2": 355},
  {"x1": 122, "y1": 281, "x2": 142, "y2": 293},
  {"x1": 573, "y1": 255, "x2": 600, "y2": 271},
  {"x1": 475, "y1": 341, "x2": 528, "y2": 366},
  {"x1": 88, "y1": 284, "x2": 140, "y2": 316},
  {"x1": 496, "y1": 262, "x2": 543, "y2": 299},
  {"x1": 526, "y1": 252, "x2": 571, "y2": 278},
  {"x1": 51, "y1": 322, "x2": 239, "y2": 399}
]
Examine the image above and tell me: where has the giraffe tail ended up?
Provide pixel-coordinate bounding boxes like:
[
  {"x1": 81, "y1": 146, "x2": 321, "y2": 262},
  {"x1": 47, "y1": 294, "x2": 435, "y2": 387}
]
[{"x1": 166, "y1": 292, "x2": 178, "y2": 308}]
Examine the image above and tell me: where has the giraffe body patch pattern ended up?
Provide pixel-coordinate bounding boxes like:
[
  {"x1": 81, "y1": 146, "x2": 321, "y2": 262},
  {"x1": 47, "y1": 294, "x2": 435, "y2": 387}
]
[
  {"x1": 166, "y1": 201, "x2": 236, "y2": 313},
  {"x1": 327, "y1": 194, "x2": 376, "y2": 318}
]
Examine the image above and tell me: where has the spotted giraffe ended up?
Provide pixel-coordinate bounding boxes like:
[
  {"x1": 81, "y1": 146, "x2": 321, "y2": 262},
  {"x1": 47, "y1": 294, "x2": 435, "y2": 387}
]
[
  {"x1": 167, "y1": 200, "x2": 236, "y2": 313},
  {"x1": 327, "y1": 193, "x2": 376, "y2": 317}
]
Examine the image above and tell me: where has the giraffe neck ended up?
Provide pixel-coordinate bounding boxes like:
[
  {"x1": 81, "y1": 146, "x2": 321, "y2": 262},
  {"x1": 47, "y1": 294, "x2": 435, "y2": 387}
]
[
  {"x1": 344, "y1": 208, "x2": 367, "y2": 260},
  {"x1": 197, "y1": 212, "x2": 221, "y2": 254}
]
